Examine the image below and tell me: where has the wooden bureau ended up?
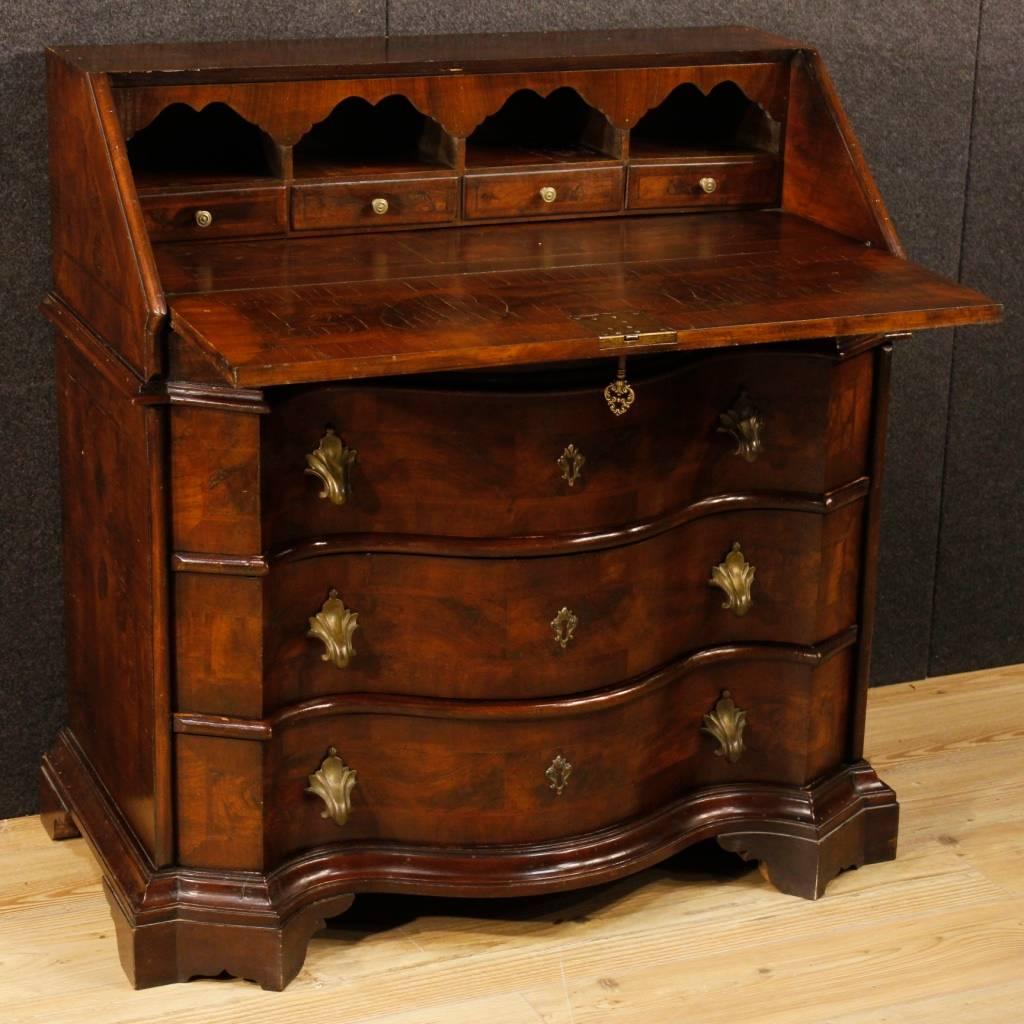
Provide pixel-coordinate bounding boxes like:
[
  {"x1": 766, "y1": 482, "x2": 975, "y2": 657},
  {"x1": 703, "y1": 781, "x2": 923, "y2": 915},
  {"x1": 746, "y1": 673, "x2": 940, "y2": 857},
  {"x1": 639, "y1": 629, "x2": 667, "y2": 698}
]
[{"x1": 38, "y1": 27, "x2": 1001, "y2": 989}]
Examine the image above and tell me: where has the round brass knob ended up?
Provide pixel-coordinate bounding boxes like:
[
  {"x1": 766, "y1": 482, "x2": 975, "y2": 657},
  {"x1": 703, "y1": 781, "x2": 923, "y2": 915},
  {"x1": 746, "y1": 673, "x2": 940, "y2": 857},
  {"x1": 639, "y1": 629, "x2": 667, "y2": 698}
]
[
  {"x1": 699, "y1": 177, "x2": 719, "y2": 195},
  {"x1": 539, "y1": 186, "x2": 558, "y2": 204},
  {"x1": 371, "y1": 197, "x2": 389, "y2": 215},
  {"x1": 194, "y1": 209, "x2": 214, "y2": 228}
]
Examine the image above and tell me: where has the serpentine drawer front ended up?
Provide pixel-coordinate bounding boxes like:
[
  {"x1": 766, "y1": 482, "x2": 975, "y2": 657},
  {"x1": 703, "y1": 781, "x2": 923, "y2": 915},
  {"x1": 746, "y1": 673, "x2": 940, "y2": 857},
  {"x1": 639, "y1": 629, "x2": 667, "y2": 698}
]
[
  {"x1": 173, "y1": 636, "x2": 857, "y2": 868},
  {"x1": 42, "y1": 27, "x2": 1000, "y2": 990},
  {"x1": 260, "y1": 502, "x2": 863, "y2": 706},
  {"x1": 263, "y1": 349, "x2": 873, "y2": 544}
]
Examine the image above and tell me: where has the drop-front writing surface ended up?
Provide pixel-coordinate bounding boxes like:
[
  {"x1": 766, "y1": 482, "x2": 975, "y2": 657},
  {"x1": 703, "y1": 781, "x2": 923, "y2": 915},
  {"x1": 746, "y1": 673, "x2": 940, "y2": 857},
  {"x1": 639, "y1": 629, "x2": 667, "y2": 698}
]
[{"x1": 40, "y1": 25, "x2": 1000, "y2": 990}]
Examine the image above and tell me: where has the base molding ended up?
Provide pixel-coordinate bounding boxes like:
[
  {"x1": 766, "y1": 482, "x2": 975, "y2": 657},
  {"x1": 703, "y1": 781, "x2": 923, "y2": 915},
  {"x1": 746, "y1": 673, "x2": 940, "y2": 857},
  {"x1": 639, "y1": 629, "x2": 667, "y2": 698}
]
[
  {"x1": 103, "y1": 879, "x2": 353, "y2": 990},
  {"x1": 716, "y1": 762, "x2": 900, "y2": 899},
  {"x1": 42, "y1": 727, "x2": 898, "y2": 989}
]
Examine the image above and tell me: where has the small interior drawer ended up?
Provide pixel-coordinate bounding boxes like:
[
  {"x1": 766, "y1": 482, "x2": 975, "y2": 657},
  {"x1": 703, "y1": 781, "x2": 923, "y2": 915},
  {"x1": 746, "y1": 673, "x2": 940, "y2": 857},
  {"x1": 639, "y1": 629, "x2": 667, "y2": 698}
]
[
  {"x1": 291, "y1": 176, "x2": 459, "y2": 230},
  {"x1": 463, "y1": 166, "x2": 624, "y2": 220},
  {"x1": 627, "y1": 155, "x2": 779, "y2": 211},
  {"x1": 139, "y1": 186, "x2": 287, "y2": 241}
]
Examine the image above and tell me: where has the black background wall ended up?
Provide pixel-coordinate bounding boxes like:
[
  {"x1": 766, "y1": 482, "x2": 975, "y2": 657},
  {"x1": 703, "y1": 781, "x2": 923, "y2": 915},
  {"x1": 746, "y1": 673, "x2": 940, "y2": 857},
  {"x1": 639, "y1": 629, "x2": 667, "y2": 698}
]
[{"x1": 1, "y1": 2, "x2": 1020, "y2": 819}]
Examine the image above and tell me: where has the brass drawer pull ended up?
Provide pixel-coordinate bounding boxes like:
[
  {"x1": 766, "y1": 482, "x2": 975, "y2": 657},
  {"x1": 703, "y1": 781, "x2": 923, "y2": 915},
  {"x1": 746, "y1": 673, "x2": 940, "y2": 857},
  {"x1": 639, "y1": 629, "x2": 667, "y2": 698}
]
[
  {"x1": 709, "y1": 542, "x2": 755, "y2": 616},
  {"x1": 699, "y1": 176, "x2": 718, "y2": 195},
  {"x1": 557, "y1": 443, "x2": 586, "y2": 486},
  {"x1": 308, "y1": 590, "x2": 359, "y2": 669},
  {"x1": 539, "y1": 186, "x2": 558, "y2": 203},
  {"x1": 702, "y1": 691, "x2": 747, "y2": 763},
  {"x1": 194, "y1": 209, "x2": 214, "y2": 228},
  {"x1": 371, "y1": 197, "x2": 389, "y2": 215},
  {"x1": 545, "y1": 754, "x2": 573, "y2": 794},
  {"x1": 307, "y1": 747, "x2": 358, "y2": 827},
  {"x1": 550, "y1": 606, "x2": 578, "y2": 648},
  {"x1": 305, "y1": 428, "x2": 357, "y2": 506},
  {"x1": 717, "y1": 390, "x2": 764, "y2": 463}
]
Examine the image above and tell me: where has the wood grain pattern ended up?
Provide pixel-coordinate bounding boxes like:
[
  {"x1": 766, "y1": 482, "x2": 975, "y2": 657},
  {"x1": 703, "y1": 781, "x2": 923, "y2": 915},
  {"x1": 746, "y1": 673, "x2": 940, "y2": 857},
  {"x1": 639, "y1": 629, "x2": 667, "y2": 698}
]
[
  {"x1": 167, "y1": 214, "x2": 1000, "y2": 387},
  {"x1": 292, "y1": 175, "x2": 459, "y2": 230},
  {"x1": 169, "y1": 403, "x2": 261, "y2": 555},
  {"x1": 263, "y1": 504, "x2": 862, "y2": 705},
  {"x1": 627, "y1": 153, "x2": 779, "y2": 210},
  {"x1": 152, "y1": 210, "x2": 844, "y2": 296},
  {"x1": 464, "y1": 165, "x2": 624, "y2": 220},
  {"x1": 174, "y1": 574, "x2": 264, "y2": 717},
  {"x1": 175, "y1": 734, "x2": 263, "y2": 870},
  {"x1": 139, "y1": 185, "x2": 287, "y2": 241},
  {"x1": 47, "y1": 57, "x2": 164, "y2": 379},
  {"x1": 782, "y1": 51, "x2": 903, "y2": 255},
  {"x1": 53, "y1": 326, "x2": 172, "y2": 866},
  {"x1": 258, "y1": 643, "x2": 856, "y2": 860},
  {"x1": 263, "y1": 349, "x2": 870, "y2": 544}
]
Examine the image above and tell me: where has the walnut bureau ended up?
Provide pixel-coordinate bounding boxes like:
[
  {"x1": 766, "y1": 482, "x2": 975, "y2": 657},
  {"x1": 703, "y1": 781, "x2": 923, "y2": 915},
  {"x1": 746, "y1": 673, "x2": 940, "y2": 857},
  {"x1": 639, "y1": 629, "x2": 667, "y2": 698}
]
[{"x1": 39, "y1": 27, "x2": 1001, "y2": 989}]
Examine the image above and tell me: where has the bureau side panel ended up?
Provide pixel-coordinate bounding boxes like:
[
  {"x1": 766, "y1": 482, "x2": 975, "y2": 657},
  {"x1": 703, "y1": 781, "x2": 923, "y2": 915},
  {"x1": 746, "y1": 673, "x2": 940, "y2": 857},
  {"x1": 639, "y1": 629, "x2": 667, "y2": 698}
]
[
  {"x1": 782, "y1": 52, "x2": 902, "y2": 254},
  {"x1": 47, "y1": 55, "x2": 165, "y2": 378},
  {"x1": 55, "y1": 331, "x2": 171, "y2": 864}
]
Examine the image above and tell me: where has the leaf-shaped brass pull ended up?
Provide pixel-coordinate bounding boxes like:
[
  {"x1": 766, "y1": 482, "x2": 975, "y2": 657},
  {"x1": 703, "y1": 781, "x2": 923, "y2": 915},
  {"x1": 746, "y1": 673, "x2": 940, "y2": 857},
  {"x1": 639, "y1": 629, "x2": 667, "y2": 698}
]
[
  {"x1": 709, "y1": 542, "x2": 755, "y2": 617},
  {"x1": 702, "y1": 690, "x2": 747, "y2": 764},
  {"x1": 307, "y1": 590, "x2": 359, "y2": 669},
  {"x1": 557, "y1": 443, "x2": 586, "y2": 487},
  {"x1": 550, "y1": 607, "x2": 578, "y2": 649},
  {"x1": 306, "y1": 747, "x2": 358, "y2": 827},
  {"x1": 717, "y1": 390, "x2": 764, "y2": 463},
  {"x1": 305, "y1": 428, "x2": 357, "y2": 505}
]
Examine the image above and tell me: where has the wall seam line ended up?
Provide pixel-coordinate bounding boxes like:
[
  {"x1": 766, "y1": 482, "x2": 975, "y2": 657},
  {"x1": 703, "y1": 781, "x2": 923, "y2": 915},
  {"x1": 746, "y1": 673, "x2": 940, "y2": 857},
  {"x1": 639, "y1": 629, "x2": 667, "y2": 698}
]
[{"x1": 927, "y1": 0, "x2": 987, "y2": 677}]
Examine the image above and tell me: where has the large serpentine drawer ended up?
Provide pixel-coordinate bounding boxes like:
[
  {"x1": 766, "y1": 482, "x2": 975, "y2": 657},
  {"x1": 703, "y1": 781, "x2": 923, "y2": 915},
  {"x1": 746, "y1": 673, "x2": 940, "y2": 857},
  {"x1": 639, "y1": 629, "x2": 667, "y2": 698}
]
[
  {"x1": 262, "y1": 500, "x2": 863, "y2": 706},
  {"x1": 262, "y1": 349, "x2": 874, "y2": 545},
  {"x1": 174, "y1": 636, "x2": 856, "y2": 869}
]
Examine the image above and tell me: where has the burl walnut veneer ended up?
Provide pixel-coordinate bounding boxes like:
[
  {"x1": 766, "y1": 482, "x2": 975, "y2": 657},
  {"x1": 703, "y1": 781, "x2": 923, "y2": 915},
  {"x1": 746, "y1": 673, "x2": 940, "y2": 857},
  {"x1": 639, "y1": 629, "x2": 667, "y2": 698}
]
[{"x1": 39, "y1": 26, "x2": 1000, "y2": 989}]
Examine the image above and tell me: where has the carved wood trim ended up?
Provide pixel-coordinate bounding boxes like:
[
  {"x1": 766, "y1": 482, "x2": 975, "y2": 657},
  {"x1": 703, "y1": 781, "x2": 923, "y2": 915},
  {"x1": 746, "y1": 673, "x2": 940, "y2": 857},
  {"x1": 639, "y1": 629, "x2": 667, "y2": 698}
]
[{"x1": 117, "y1": 64, "x2": 790, "y2": 145}]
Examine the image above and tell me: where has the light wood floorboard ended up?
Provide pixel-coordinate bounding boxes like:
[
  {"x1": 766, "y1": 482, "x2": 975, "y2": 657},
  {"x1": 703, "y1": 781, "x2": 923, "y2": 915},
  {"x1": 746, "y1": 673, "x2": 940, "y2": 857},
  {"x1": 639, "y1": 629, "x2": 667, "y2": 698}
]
[{"x1": 1, "y1": 666, "x2": 1022, "y2": 1023}]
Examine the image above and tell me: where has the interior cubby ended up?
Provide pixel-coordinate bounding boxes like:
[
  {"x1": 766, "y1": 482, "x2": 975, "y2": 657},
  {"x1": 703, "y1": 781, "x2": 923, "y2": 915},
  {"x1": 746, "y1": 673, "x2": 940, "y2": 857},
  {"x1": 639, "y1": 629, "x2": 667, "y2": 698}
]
[
  {"x1": 293, "y1": 96, "x2": 456, "y2": 178},
  {"x1": 629, "y1": 82, "x2": 780, "y2": 160},
  {"x1": 466, "y1": 88, "x2": 618, "y2": 168},
  {"x1": 126, "y1": 102, "x2": 277, "y2": 189}
]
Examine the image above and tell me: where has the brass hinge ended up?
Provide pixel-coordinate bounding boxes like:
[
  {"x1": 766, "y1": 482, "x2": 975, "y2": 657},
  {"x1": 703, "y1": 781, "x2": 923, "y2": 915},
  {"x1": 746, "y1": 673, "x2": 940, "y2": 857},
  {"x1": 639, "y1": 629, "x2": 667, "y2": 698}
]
[{"x1": 571, "y1": 312, "x2": 679, "y2": 350}]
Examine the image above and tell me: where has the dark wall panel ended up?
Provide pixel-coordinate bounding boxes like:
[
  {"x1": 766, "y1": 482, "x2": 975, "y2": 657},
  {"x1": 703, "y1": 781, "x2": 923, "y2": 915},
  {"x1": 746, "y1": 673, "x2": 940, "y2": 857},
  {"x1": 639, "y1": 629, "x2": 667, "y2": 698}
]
[
  {"x1": 930, "y1": 0, "x2": 1024, "y2": 676},
  {"x1": 0, "y1": 384, "x2": 64, "y2": 823}
]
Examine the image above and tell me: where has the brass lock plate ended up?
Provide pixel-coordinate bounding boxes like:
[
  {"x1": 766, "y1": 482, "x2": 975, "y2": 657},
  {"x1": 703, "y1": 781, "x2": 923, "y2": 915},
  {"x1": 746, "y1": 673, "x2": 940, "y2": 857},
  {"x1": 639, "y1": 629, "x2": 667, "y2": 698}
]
[{"x1": 571, "y1": 311, "x2": 679, "y2": 350}]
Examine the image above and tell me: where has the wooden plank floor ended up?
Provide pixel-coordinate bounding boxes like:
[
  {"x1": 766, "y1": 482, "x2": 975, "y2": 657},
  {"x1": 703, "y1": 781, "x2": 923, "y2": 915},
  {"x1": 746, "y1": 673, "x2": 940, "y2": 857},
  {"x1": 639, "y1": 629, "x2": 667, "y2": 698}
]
[{"x1": 2, "y1": 666, "x2": 1022, "y2": 1023}]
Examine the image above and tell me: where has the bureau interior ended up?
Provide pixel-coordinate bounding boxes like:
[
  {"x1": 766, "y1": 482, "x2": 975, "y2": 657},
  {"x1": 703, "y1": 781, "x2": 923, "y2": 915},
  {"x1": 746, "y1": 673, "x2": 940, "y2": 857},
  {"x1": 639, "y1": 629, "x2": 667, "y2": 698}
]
[
  {"x1": 293, "y1": 95, "x2": 458, "y2": 178},
  {"x1": 465, "y1": 87, "x2": 620, "y2": 167},
  {"x1": 126, "y1": 101, "x2": 281, "y2": 191},
  {"x1": 118, "y1": 62, "x2": 787, "y2": 236}
]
